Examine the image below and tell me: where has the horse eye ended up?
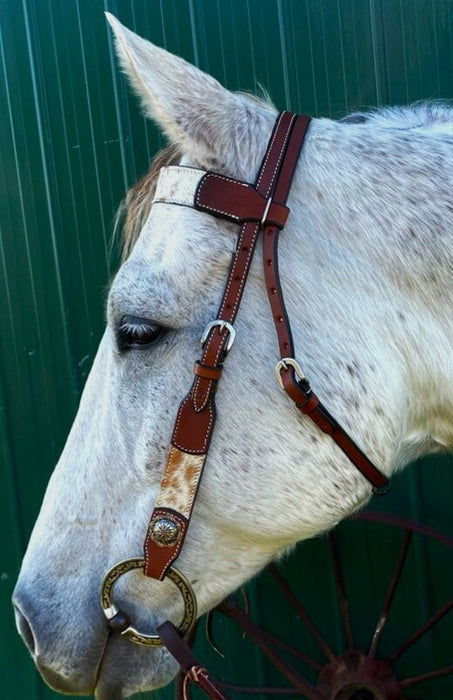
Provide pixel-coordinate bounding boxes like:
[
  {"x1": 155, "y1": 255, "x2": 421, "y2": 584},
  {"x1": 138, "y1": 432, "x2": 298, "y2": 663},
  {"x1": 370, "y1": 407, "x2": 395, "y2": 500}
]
[{"x1": 117, "y1": 315, "x2": 165, "y2": 350}]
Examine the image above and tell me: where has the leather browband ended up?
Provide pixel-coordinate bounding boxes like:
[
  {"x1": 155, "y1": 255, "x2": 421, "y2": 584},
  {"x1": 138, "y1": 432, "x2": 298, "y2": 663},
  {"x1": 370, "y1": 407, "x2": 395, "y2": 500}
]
[{"x1": 144, "y1": 111, "x2": 389, "y2": 583}]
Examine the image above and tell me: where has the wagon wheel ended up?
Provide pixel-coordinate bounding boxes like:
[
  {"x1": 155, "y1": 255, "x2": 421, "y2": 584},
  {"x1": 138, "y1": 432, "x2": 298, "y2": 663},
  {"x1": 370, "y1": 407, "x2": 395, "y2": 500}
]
[
  {"x1": 313, "y1": 513, "x2": 453, "y2": 700},
  {"x1": 207, "y1": 512, "x2": 453, "y2": 700}
]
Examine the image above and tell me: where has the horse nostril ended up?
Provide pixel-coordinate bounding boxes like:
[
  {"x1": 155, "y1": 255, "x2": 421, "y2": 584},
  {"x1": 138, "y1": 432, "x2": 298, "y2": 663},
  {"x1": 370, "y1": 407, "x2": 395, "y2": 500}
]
[{"x1": 14, "y1": 603, "x2": 37, "y2": 656}]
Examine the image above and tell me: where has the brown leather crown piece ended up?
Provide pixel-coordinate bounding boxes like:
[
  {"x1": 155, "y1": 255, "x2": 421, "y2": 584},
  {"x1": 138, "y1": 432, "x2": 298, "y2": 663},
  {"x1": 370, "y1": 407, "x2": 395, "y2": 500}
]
[{"x1": 144, "y1": 111, "x2": 389, "y2": 585}]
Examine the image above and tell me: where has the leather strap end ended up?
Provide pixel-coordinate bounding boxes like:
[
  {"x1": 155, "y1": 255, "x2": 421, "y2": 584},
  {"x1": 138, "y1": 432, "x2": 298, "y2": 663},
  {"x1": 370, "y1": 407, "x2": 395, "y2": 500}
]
[
  {"x1": 144, "y1": 508, "x2": 188, "y2": 580},
  {"x1": 158, "y1": 621, "x2": 231, "y2": 700}
]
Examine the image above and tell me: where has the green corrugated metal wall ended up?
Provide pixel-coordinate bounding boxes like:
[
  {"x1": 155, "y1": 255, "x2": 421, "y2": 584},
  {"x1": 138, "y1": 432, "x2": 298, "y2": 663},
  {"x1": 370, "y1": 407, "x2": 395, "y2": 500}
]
[{"x1": 1, "y1": 1, "x2": 452, "y2": 698}]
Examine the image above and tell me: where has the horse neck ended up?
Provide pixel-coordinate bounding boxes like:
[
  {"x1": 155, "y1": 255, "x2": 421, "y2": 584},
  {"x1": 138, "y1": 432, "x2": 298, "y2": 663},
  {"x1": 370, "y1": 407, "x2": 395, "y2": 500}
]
[{"x1": 282, "y1": 117, "x2": 453, "y2": 456}]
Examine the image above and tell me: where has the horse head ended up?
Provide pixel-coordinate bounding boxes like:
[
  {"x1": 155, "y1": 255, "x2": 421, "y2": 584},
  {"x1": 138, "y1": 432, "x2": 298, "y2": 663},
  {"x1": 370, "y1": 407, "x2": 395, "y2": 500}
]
[{"x1": 13, "y1": 13, "x2": 453, "y2": 699}]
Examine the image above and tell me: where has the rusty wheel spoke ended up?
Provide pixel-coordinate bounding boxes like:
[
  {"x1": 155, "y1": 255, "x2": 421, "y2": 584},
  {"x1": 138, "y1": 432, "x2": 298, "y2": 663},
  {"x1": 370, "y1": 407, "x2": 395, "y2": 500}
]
[
  {"x1": 399, "y1": 664, "x2": 453, "y2": 687},
  {"x1": 390, "y1": 599, "x2": 453, "y2": 662},
  {"x1": 368, "y1": 530, "x2": 413, "y2": 657},
  {"x1": 218, "y1": 595, "x2": 325, "y2": 700},
  {"x1": 240, "y1": 624, "x2": 325, "y2": 699},
  {"x1": 327, "y1": 531, "x2": 354, "y2": 650},
  {"x1": 256, "y1": 627, "x2": 323, "y2": 672},
  {"x1": 269, "y1": 563, "x2": 336, "y2": 662},
  {"x1": 219, "y1": 682, "x2": 301, "y2": 695}
]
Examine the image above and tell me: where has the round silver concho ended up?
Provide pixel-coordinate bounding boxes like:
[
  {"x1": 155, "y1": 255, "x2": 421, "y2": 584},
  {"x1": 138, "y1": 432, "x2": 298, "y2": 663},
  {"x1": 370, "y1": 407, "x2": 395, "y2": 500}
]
[
  {"x1": 100, "y1": 557, "x2": 197, "y2": 647},
  {"x1": 149, "y1": 516, "x2": 181, "y2": 547}
]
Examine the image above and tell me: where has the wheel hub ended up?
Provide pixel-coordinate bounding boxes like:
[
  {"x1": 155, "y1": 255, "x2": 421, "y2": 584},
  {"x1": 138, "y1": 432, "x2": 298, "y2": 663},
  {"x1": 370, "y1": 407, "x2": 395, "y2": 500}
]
[{"x1": 317, "y1": 650, "x2": 404, "y2": 700}]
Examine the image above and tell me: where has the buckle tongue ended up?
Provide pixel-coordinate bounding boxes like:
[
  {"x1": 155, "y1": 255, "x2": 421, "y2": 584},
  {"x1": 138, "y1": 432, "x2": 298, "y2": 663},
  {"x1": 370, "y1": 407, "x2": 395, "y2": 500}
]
[{"x1": 200, "y1": 320, "x2": 236, "y2": 353}]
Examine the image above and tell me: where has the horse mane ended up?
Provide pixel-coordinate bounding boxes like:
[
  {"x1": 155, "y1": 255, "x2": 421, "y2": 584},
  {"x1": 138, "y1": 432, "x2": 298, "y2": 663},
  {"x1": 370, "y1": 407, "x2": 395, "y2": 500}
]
[
  {"x1": 116, "y1": 142, "x2": 181, "y2": 261},
  {"x1": 341, "y1": 102, "x2": 453, "y2": 129}
]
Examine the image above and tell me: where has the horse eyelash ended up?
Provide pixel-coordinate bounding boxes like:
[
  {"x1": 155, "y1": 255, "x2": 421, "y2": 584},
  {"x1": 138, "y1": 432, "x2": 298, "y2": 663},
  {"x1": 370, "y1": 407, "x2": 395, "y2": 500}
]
[
  {"x1": 119, "y1": 320, "x2": 156, "y2": 337},
  {"x1": 116, "y1": 316, "x2": 165, "y2": 350}
]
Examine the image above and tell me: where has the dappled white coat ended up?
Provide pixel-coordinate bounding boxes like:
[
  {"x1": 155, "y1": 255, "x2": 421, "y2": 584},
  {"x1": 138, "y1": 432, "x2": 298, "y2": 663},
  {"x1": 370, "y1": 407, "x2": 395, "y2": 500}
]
[{"x1": 13, "y1": 13, "x2": 453, "y2": 700}]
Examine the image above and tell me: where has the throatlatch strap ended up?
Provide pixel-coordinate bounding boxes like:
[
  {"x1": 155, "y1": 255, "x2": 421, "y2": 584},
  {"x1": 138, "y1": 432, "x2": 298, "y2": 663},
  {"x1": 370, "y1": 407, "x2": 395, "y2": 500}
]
[{"x1": 262, "y1": 121, "x2": 390, "y2": 494}]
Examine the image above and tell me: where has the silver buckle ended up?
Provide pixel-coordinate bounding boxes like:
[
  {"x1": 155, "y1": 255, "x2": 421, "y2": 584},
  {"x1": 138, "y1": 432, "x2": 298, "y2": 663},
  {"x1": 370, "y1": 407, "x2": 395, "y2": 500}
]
[
  {"x1": 200, "y1": 320, "x2": 236, "y2": 353},
  {"x1": 260, "y1": 197, "x2": 272, "y2": 228},
  {"x1": 275, "y1": 357, "x2": 305, "y2": 389}
]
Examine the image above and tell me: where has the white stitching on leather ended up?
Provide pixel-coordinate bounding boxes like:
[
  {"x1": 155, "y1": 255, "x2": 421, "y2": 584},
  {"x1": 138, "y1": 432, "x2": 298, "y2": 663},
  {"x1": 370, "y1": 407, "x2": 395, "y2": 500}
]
[
  {"x1": 192, "y1": 376, "x2": 212, "y2": 413},
  {"x1": 256, "y1": 113, "x2": 284, "y2": 189},
  {"x1": 195, "y1": 173, "x2": 249, "y2": 220},
  {"x1": 172, "y1": 396, "x2": 214, "y2": 454},
  {"x1": 261, "y1": 114, "x2": 296, "y2": 197}
]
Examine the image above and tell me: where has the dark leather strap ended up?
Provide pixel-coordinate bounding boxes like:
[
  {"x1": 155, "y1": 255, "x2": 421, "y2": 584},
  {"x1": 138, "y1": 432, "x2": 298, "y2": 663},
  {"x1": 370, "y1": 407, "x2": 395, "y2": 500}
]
[
  {"x1": 262, "y1": 115, "x2": 311, "y2": 357},
  {"x1": 188, "y1": 112, "x2": 299, "y2": 415},
  {"x1": 158, "y1": 621, "x2": 230, "y2": 700},
  {"x1": 280, "y1": 369, "x2": 390, "y2": 490}
]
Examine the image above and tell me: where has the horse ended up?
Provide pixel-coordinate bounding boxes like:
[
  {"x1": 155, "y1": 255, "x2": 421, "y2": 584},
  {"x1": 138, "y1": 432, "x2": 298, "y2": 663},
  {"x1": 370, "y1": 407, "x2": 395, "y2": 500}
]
[{"x1": 13, "y1": 12, "x2": 453, "y2": 700}]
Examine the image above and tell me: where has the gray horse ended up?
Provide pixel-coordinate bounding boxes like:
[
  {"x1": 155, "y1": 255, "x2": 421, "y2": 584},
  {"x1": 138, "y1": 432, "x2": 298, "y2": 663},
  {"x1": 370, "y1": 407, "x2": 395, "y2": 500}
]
[{"x1": 13, "y1": 13, "x2": 453, "y2": 699}]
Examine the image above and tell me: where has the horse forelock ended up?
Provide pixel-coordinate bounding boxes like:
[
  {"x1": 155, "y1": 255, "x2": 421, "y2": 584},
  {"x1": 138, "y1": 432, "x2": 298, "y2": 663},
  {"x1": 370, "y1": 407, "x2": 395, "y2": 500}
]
[{"x1": 116, "y1": 142, "x2": 182, "y2": 261}]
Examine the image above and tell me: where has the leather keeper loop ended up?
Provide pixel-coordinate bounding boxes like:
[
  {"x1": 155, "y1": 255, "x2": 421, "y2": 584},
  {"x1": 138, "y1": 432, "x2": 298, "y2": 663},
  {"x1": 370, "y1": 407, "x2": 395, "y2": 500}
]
[
  {"x1": 296, "y1": 394, "x2": 319, "y2": 414},
  {"x1": 193, "y1": 362, "x2": 223, "y2": 381}
]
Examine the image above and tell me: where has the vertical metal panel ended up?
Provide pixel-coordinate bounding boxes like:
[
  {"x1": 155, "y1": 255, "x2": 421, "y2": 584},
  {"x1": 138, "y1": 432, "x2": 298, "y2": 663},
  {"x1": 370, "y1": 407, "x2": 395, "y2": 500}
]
[{"x1": 1, "y1": 1, "x2": 452, "y2": 699}]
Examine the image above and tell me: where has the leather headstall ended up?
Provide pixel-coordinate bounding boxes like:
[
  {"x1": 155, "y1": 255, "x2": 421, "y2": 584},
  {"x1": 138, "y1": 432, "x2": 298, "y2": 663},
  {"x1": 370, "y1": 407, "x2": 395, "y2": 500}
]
[
  {"x1": 144, "y1": 111, "x2": 389, "y2": 584},
  {"x1": 102, "y1": 112, "x2": 389, "y2": 697}
]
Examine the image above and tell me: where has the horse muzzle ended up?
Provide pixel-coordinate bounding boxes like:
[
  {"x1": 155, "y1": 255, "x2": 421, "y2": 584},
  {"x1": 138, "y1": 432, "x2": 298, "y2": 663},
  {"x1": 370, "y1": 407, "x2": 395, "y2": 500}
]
[{"x1": 13, "y1": 581, "x2": 106, "y2": 695}]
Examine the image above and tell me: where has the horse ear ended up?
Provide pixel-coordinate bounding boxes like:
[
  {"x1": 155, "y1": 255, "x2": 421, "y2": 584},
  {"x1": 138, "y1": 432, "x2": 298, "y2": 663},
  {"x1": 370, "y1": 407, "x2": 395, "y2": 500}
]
[{"x1": 106, "y1": 13, "x2": 268, "y2": 167}]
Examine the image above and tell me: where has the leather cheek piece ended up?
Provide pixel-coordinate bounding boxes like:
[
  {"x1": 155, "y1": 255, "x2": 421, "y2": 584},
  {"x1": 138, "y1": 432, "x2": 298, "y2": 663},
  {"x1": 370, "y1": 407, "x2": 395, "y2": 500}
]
[
  {"x1": 299, "y1": 404, "x2": 335, "y2": 435},
  {"x1": 195, "y1": 173, "x2": 290, "y2": 228}
]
